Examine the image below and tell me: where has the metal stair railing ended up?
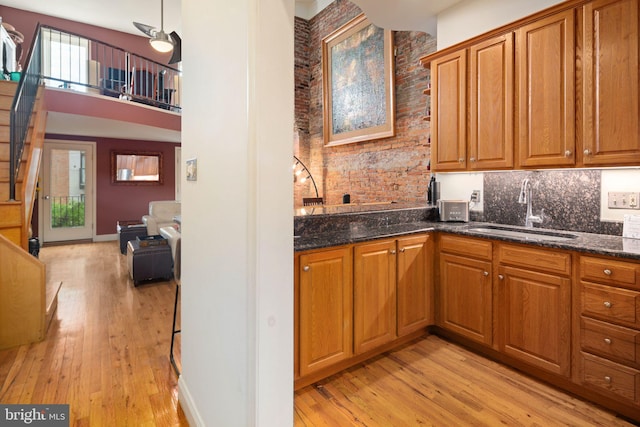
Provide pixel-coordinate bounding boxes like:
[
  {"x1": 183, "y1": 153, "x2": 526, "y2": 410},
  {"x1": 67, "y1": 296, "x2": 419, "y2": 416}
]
[{"x1": 9, "y1": 23, "x2": 41, "y2": 201}]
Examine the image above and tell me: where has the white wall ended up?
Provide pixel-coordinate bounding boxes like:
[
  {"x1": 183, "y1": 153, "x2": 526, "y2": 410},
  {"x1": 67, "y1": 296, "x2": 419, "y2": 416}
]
[
  {"x1": 436, "y1": 172, "x2": 484, "y2": 212},
  {"x1": 436, "y1": 0, "x2": 564, "y2": 49},
  {"x1": 179, "y1": 0, "x2": 294, "y2": 425}
]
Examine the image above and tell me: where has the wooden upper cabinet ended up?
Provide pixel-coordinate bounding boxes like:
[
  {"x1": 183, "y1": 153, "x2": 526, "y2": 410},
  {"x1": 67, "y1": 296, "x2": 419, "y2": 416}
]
[
  {"x1": 517, "y1": 10, "x2": 576, "y2": 168},
  {"x1": 469, "y1": 33, "x2": 515, "y2": 170},
  {"x1": 580, "y1": 0, "x2": 640, "y2": 166},
  {"x1": 431, "y1": 49, "x2": 467, "y2": 171}
]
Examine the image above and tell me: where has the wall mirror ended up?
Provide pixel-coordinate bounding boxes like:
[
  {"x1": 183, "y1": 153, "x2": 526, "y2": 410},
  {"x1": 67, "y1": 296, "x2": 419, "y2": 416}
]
[{"x1": 111, "y1": 151, "x2": 164, "y2": 184}]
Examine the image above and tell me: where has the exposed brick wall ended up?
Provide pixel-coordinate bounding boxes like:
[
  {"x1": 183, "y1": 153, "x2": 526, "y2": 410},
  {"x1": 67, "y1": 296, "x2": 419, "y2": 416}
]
[{"x1": 294, "y1": 0, "x2": 436, "y2": 206}]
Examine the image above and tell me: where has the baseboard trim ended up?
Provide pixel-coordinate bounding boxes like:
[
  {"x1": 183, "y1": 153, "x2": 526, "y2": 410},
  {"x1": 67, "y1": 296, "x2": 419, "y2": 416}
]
[
  {"x1": 94, "y1": 233, "x2": 118, "y2": 242},
  {"x1": 178, "y1": 376, "x2": 205, "y2": 427}
]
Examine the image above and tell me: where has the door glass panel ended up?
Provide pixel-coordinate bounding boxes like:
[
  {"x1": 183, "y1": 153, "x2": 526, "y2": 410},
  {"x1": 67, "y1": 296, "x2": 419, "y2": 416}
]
[{"x1": 50, "y1": 148, "x2": 86, "y2": 228}]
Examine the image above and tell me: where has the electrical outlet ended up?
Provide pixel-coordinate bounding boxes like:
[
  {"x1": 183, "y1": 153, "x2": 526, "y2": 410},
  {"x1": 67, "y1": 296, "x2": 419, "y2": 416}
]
[
  {"x1": 470, "y1": 190, "x2": 481, "y2": 203},
  {"x1": 608, "y1": 191, "x2": 640, "y2": 209}
]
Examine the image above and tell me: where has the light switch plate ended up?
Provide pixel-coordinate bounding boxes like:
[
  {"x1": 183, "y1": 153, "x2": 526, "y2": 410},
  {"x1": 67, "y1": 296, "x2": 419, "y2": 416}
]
[{"x1": 608, "y1": 191, "x2": 640, "y2": 209}]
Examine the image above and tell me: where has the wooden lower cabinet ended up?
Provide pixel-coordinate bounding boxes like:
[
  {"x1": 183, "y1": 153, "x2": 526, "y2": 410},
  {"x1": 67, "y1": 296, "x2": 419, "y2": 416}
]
[
  {"x1": 397, "y1": 234, "x2": 434, "y2": 336},
  {"x1": 576, "y1": 254, "x2": 640, "y2": 407},
  {"x1": 438, "y1": 235, "x2": 493, "y2": 346},
  {"x1": 297, "y1": 246, "x2": 353, "y2": 377},
  {"x1": 296, "y1": 233, "x2": 434, "y2": 386},
  {"x1": 354, "y1": 239, "x2": 397, "y2": 355},
  {"x1": 497, "y1": 244, "x2": 572, "y2": 376}
]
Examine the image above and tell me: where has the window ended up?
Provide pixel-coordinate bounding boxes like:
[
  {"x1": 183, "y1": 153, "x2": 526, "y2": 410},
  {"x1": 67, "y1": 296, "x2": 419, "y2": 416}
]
[{"x1": 42, "y1": 28, "x2": 89, "y2": 92}]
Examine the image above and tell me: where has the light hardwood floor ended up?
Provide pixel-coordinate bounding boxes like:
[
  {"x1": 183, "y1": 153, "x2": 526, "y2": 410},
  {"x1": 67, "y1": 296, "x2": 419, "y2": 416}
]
[
  {"x1": 0, "y1": 242, "x2": 636, "y2": 426},
  {"x1": 0, "y1": 241, "x2": 187, "y2": 426}
]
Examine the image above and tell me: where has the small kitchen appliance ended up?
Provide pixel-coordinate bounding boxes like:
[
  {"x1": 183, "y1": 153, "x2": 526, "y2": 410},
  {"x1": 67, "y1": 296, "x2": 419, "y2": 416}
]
[{"x1": 438, "y1": 200, "x2": 470, "y2": 222}]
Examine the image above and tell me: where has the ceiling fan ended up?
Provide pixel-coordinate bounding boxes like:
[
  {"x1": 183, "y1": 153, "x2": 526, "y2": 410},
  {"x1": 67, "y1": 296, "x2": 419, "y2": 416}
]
[{"x1": 133, "y1": 0, "x2": 181, "y2": 64}]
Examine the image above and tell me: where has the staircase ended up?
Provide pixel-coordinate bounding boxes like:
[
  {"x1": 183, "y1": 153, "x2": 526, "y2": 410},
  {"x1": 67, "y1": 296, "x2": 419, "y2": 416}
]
[
  {"x1": 0, "y1": 79, "x2": 57, "y2": 350},
  {"x1": 0, "y1": 80, "x2": 47, "y2": 249}
]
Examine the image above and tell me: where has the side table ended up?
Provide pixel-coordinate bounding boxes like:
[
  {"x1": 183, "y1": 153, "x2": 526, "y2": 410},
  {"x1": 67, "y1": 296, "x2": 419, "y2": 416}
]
[
  {"x1": 126, "y1": 239, "x2": 173, "y2": 285},
  {"x1": 117, "y1": 220, "x2": 148, "y2": 254}
]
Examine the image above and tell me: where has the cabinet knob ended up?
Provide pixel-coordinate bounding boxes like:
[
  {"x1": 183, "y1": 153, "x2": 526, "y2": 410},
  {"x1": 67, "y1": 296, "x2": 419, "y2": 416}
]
[
  {"x1": 470, "y1": 157, "x2": 476, "y2": 162},
  {"x1": 303, "y1": 265, "x2": 310, "y2": 272},
  {"x1": 603, "y1": 269, "x2": 612, "y2": 276},
  {"x1": 604, "y1": 338, "x2": 612, "y2": 345},
  {"x1": 498, "y1": 274, "x2": 504, "y2": 280},
  {"x1": 564, "y1": 150, "x2": 572, "y2": 157},
  {"x1": 603, "y1": 301, "x2": 612, "y2": 308},
  {"x1": 459, "y1": 158, "x2": 464, "y2": 163},
  {"x1": 400, "y1": 248, "x2": 406, "y2": 253},
  {"x1": 584, "y1": 149, "x2": 592, "y2": 156},
  {"x1": 604, "y1": 376, "x2": 612, "y2": 384},
  {"x1": 483, "y1": 271, "x2": 489, "y2": 276},
  {"x1": 390, "y1": 250, "x2": 396, "y2": 255}
]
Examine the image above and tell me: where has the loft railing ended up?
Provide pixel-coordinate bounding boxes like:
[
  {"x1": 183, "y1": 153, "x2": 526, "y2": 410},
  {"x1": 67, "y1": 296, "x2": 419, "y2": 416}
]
[
  {"x1": 8, "y1": 24, "x2": 182, "y2": 200},
  {"x1": 40, "y1": 25, "x2": 182, "y2": 111},
  {"x1": 9, "y1": 24, "x2": 41, "y2": 201}
]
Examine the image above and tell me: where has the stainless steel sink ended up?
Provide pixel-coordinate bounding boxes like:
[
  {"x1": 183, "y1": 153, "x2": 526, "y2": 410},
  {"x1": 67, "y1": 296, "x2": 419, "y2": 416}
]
[{"x1": 468, "y1": 225, "x2": 578, "y2": 242}]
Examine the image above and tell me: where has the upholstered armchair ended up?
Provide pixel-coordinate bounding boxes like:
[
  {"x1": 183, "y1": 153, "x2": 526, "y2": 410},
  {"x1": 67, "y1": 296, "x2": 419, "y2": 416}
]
[{"x1": 142, "y1": 200, "x2": 181, "y2": 235}]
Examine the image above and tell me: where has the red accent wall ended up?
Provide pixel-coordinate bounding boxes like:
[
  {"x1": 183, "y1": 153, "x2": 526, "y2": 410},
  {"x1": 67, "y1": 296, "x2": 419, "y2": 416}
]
[
  {"x1": 44, "y1": 89, "x2": 181, "y2": 132},
  {"x1": 45, "y1": 134, "x2": 179, "y2": 236}
]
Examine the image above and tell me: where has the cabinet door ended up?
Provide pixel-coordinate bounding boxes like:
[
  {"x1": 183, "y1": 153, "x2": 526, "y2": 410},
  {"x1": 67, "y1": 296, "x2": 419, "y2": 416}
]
[
  {"x1": 517, "y1": 10, "x2": 575, "y2": 167},
  {"x1": 469, "y1": 33, "x2": 515, "y2": 170},
  {"x1": 354, "y1": 239, "x2": 397, "y2": 355},
  {"x1": 431, "y1": 49, "x2": 467, "y2": 171},
  {"x1": 397, "y1": 234, "x2": 434, "y2": 336},
  {"x1": 499, "y1": 265, "x2": 571, "y2": 376},
  {"x1": 298, "y1": 247, "x2": 353, "y2": 376},
  {"x1": 581, "y1": 0, "x2": 640, "y2": 165},
  {"x1": 439, "y1": 253, "x2": 492, "y2": 345}
]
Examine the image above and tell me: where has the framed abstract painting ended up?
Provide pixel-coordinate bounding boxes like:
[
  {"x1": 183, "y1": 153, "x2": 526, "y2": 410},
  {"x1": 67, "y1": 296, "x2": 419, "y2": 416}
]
[{"x1": 322, "y1": 14, "x2": 395, "y2": 146}]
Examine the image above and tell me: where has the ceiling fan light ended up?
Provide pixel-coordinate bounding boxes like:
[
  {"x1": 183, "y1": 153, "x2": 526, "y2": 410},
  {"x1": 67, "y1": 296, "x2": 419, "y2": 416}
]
[{"x1": 150, "y1": 31, "x2": 174, "y2": 53}]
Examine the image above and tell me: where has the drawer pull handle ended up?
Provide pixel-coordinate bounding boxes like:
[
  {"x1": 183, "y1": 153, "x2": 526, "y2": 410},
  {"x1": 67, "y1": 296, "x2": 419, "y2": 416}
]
[
  {"x1": 603, "y1": 269, "x2": 612, "y2": 276},
  {"x1": 603, "y1": 301, "x2": 612, "y2": 308},
  {"x1": 303, "y1": 265, "x2": 310, "y2": 272},
  {"x1": 604, "y1": 376, "x2": 611, "y2": 384},
  {"x1": 604, "y1": 338, "x2": 612, "y2": 345}
]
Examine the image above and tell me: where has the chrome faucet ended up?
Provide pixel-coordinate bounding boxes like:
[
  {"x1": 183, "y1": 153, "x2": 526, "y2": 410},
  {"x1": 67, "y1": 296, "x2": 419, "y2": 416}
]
[{"x1": 518, "y1": 178, "x2": 544, "y2": 228}]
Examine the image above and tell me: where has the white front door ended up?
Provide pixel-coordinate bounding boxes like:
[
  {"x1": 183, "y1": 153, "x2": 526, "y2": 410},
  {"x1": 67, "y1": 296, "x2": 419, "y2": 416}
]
[{"x1": 40, "y1": 141, "x2": 95, "y2": 243}]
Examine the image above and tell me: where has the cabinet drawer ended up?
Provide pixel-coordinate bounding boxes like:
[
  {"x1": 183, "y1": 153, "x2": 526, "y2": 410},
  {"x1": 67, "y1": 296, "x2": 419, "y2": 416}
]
[
  {"x1": 580, "y1": 256, "x2": 639, "y2": 289},
  {"x1": 581, "y1": 282, "x2": 640, "y2": 328},
  {"x1": 440, "y1": 234, "x2": 492, "y2": 260},
  {"x1": 581, "y1": 317, "x2": 640, "y2": 367},
  {"x1": 498, "y1": 244, "x2": 570, "y2": 275},
  {"x1": 581, "y1": 352, "x2": 640, "y2": 404}
]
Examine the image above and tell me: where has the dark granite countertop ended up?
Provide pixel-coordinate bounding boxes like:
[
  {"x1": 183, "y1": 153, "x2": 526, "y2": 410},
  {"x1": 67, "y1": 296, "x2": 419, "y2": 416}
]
[{"x1": 294, "y1": 219, "x2": 640, "y2": 261}]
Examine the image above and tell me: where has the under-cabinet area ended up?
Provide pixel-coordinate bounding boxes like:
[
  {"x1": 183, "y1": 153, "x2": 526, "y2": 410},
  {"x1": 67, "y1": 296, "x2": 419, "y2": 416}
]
[{"x1": 293, "y1": 211, "x2": 640, "y2": 422}]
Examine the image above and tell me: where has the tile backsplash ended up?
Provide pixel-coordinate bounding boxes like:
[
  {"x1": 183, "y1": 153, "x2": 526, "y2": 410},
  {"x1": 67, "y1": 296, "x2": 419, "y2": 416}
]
[{"x1": 438, "y1": 168, "x2": 640, "y2": 236}]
